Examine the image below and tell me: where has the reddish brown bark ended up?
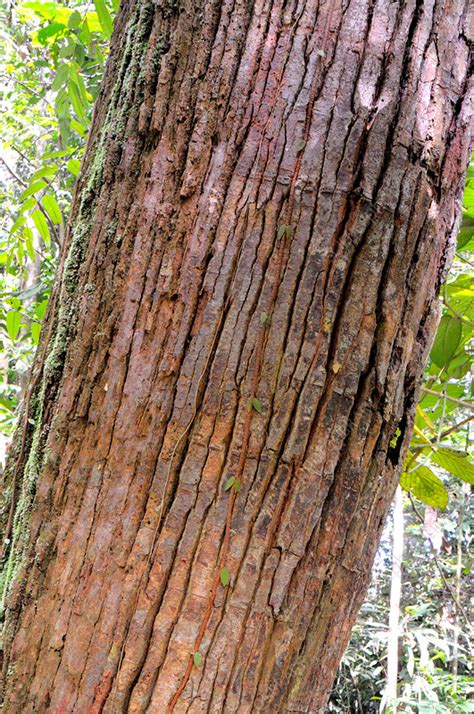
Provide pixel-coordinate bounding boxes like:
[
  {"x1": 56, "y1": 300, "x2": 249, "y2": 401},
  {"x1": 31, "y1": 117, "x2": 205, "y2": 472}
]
[{"x1": 1, "y1": 0, "x2": 472, "y2": 712}]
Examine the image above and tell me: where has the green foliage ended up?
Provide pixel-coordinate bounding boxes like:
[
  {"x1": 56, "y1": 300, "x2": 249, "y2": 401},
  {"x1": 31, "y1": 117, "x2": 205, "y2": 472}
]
[
  {"x1": 0, "y1": 0, "x2": 114, "y2": 431},
  {"x1": 328, "y1": 599, "x2": 389, "y2": 713},
  {"x1": 431, "y1": 449, "x2": 474, "y2": 485},
  {"x1": 430, "y1": 315, "x2": 463, "y2": 368},
  {"x1": 400, "y1": 466, "x2": 449, "y2": 511},
  {"x1": 329, "y1": 488, "x2": 473, "y2": 713},
  {"x1": 400, "y1": 155, "x2": 474, "y2": 510},
  {"x1": 330, "y1": 160, "x2": 474, "y2": 713}
]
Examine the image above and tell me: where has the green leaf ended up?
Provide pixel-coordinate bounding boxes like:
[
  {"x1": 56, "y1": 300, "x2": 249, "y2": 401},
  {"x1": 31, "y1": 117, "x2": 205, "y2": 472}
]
[
  {"x1": 79, "y1": 18, "x2": 92, "y2": 45},
  {"x1": 31, "y1": 210, "x2": 51, "y2": 246},
  {"x1": 67, "y1": 158, "x2": 81, "y2": 176},
  {"x1": 277, "y1": 224, "x2": 286, "y2": 241},
  {"x1": 35, "y1": 300, "x2": 49, "y2": 320},
  {"x1": 443, "y1": 351, "x2": 471, "y2": 380},
  {"x1": 16, "y1": 240, "x2": 25, "y2": 266},
  {"x1": 447, "y1": 288, "x2": 474, "y2": 314},
  {"x1": 7, "y1": 297, "x2": 21, "y2": 311},
  {"x1": 296, "y1": 139, "x2": 306, "y2": 153},
  {"x1": 193, "y1": 651, "x2": 202, "y2": 668},
  {"x1": 68, "y1": 80, "x2": 87, "y2": 123},
  {"x1": 41, "y1": 194, "x2": 62, "y2": 224},
  {"x1": 21, "y1": 197, "x2": 37, "y2": 213},
  {"x1": 93, "y1": 0, "x2": 113, "y2": 38},
  {"x1": 430, "y1": 315, "x2": 462, "y2": 367},
  {"x1": 234, "y1": 478, "x2": 241, "y2": 493},
  {"x1": 30, "y1": 165, "x2": 58, "y2": 181},
  {"x1": 10, "y1": 215, "x2": 26, "y2": 236},
  {"x1": 224, "y1": 476, "x2": 235, "y2": 491},
  {"x1": 38, "y1": 22, "x2": 65, "y2": 44},
  {"x1": 21, "y1": 2, "x2": 55, "y2": 19},
  {"x1": 59, "y1": 41, "x2": 75, "y2": 59},
  {"x1": 68, "y1": 10, "x2": 82, "y2": 29},
  {"x1": 220, "y1": 566, "x2": 230, "y2": 587},
  {"x1": 0, "y1": 396, "x2": 16, "y2": 412},
  {"x1": 285, "y1": 225, "x2": 293, "y2": 239},
  {"x1": 5, "y1": 311, "x2": 21, "y2": 343},
  {"x1": 431, "y1": 449, "x2": 474, "y2": 484},
  {"x1": 31, "y1": 322, "x2": 41, "y2": 345},
  {"x1": 260, "y1": 311, "x2": 269, "y2": 325},
  {"x1": 70, "y1": 119, "x2": 87, "y2": 137},
  {"x1": 457, "y1": 223, "x2": 473, "y2": 250},
  {"x1": 24, "y1": 232, "x2": 36, "y2": 261},
  {"x1": 400, "y1": 466, "x2": 448, "y2": 509},
  {"x1": 390, "y1": 428, "x2": 401, "y2": 449},
  {"x1": 51, "y1": 64, "x2": 69, "y2": 91},
  {"x1": 20, "y1": 180, "x2": 47, "y2": 201},
  {"x1": 251, "y1": 397, "x2": 262, "y2": 414},
  {"x1": 69, "y1": 65, "x2": 89, "y2": 103},
  {"x1": 55, "y1": 87, "x2": 70, "y2": 118}
]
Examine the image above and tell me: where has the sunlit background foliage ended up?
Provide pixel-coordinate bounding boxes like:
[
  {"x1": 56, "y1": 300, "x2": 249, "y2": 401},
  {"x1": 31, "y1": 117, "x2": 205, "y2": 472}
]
[
  {"x1": 329, "y1": 486, "x2": 473, "y2": 713},
  {"x1": 0, "y1": 2, "x2": 472, "y2": 711},
  {"x1": 0, "y1": 0, "x2": 115, "y2": 437}
]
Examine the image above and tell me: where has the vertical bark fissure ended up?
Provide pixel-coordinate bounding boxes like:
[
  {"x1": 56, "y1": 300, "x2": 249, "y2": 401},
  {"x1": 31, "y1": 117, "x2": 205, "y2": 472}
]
[
  {"x1": 139, "y1": 10, "x2": 340, "y2": 708},
  {"x1": 105, "y1": 2, "x2": 312, "y2": 704}
]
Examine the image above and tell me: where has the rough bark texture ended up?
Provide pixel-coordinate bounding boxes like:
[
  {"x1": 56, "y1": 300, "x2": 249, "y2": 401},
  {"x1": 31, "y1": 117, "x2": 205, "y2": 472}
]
[{"x1": 1, "y1": 0, "x2": 472, "y2": 711}]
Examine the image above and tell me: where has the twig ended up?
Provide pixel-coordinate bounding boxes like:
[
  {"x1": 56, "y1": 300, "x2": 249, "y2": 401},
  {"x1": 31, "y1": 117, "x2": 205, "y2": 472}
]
[
  {"x1": 420, "y1": 387, "x2": 474, "y2": 410},
  {"x1": 442, "y1": 286, "x2": 474, "y2": 327},
  {"x1": 0, "y1": 155, "x2": 61, "y2": 246},
  {"x1": 411, "y1": 414, "x2": 474, "y2": 454},
  {"x1": 0, "y1": 75, "x2": 55, "y2": 112},
  {"x1": 0, "y1": 155, "x2": 26, "y2": 186}
]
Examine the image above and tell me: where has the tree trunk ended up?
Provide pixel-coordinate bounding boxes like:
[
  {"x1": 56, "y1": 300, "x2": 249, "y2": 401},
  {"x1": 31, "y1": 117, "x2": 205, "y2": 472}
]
[{"x1": 1, "y1": 1, "x2": 472, "y2": 711}]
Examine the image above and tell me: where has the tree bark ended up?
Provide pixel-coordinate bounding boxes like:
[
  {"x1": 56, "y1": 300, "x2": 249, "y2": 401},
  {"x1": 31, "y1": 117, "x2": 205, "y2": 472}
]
[{"x1": 1, "y1": 0, "x2": 472, "y2": 712}]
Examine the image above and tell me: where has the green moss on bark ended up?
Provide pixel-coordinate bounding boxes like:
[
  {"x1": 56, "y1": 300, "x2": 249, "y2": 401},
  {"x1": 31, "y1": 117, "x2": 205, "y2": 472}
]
[{"x1": 1, "y1": 0, "x2": 161, "y2": 617}]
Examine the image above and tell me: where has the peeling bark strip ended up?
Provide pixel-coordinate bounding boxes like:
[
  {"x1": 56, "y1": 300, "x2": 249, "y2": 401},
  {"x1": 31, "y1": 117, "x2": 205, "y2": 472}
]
[{"x1": 1, "y1": 0, "x2": 472, "y2": 712}]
